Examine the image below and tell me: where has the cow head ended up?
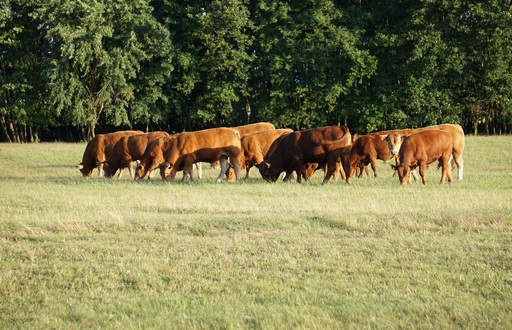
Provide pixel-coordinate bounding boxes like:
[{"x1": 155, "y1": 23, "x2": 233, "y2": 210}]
[
  {"x1": 383, "y1": 133, "x2": 405, "y2": 156},
  {"x1": 134, "y1": 163, "x2": 145, "y2": 180},
  {"x1": 156, "y1": 162, "x2": 172, "y2": 180},
  {"x1": 100, "y1": 161, "x2": 115, "y2": 178},
  {"x1": 76, "y1": 163, "x2": 93, "y2": 177},
  {"x1": 258, "y1": 161, "x2": 279, "y2": 182},
  {"x1": 390, "y1": 164, "x2": 411, "y2": 185}
]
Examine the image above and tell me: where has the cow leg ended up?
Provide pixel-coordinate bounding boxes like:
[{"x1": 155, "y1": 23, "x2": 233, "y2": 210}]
[
  {"x1": 440, "y1": 153, "x2": 453, "y2": 184},
  {"x1": 419, "y1": 162, "x2": 428, "y2": 185},
  {"x1": 370, "y1": 158, "x2": 378, "y2": 177},
  {"x1": 322, "y1": 163, "x2": 336, "y2": 185},
  {"x1": 452, "y1": 153, "x2": 464, "y2": 180},
  {"x1": 217, "y1": 156, "x2": 230, "y2": 182},
  {"x1": 195, "y1": 162, "x2": 203, "y2": 179},
  {"x1": 117, "y1": 167, "x2": 124, "y2": 179},
  {"x1": 128, "y1": 163, "x2": 134, "y2": 179}
]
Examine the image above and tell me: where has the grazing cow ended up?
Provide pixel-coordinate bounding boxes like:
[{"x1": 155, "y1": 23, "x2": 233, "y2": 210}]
[
  {"x1": 259, "y1": 125, "x2": 352, "y2": 184},
  {"x1": 77, "y1": 130, "x2": 143, "y2": 177},
  {"x1": 103, "y1": 131, "x2": 170, "y2": 178},
  {"x1": 238, "y1": 128, "x2": 293, "y2": 179},
  {"x1": 134, "y1": 134, "x2": 176, "y2": 180},
  {"x1": 391, "y1": 130, "x2": 455, "y2": 185},
  {"x1": 378, "y1": 124, "x2": 465, "y2": 180},
  {"x1": 346, "y1": 133, "x2": 394, "y2": 184},
  {"x1": 159, "y1": 127, "x2": 241, "y2": 182},
  {"x1": 134, "y1": 134, "x2": 203, "y2": 180}
]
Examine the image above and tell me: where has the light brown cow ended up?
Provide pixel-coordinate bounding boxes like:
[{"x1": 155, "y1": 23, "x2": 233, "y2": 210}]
[
  {"x1": 103, "y1": 131, "x2": 170, "y2": 178},
  {"x1": 238, "y1": 128, "x2": 293, "y2": 179},
  {"x1": 378, "y1": 124, "x2": 465, "y2": 180},
  {"x1": 231, "y1": 122, "x2": 275, "y2": 137},
  {"x1": 159, "y1": 127, "x2": 241, "y2": 182},
  {"x1": 391, "y1": 130, "x2": 455, "y2": 185},
  {"x1": 77, "y1": 130, "x2": 143, "y2": 177},
  {"x1": 346, "y1": 133, "x2": 394, "y2": 184}
]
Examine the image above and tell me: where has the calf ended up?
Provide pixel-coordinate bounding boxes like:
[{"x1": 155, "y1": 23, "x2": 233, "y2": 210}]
[
  {"x1": 392, "y1": 130, "x2": 454, "y2": 185},
  {"x1": 346, "y1": 133, "x2": 394, "y2": 184}
]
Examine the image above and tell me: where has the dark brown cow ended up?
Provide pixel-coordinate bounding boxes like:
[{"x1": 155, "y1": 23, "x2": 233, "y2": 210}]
[
  {"x1": 103, "y1": 131, "x2": 170, "y2": 178},
  {"x1": 159, "y1": 127, "x2": 241, "y2": 182},
  {"x1": 259, "y1": 126, "x2": 352, "y2": 184},
  {"x1": 346, "y1": 133, "x2": 394, "y2": 184},
  {"x1": 238, "y1": 128, "x2": 293, "y2": 179},
  {"x1": 378, "y1": 124, "x2": 465, "y2": 180},
  {"x1": 77, "y1": 130, "x2": 143, "y2": 177},
  {"x1": 391, "y1": 130, "x2": 455, "y2": 185}
]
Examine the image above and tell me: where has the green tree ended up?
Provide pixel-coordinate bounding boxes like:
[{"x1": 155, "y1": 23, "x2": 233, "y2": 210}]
[
  {"x1": 0, "y1": 0, "x2": 53, "y2": 142},
  {"x1": 38, "y1": 0, "x2": 171, "y2": 139},
  {"x1": 249, "y1": 1, "x2": 376, "y2": 130}
]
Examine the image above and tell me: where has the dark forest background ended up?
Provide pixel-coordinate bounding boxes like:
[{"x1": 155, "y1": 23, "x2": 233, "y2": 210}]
[{"x1": 1, "y1": 0, "x2": 511, "y2": 142}]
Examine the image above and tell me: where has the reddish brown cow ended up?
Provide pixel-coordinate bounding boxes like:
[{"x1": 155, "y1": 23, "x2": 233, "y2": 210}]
[
  {"x1": 259, "y1": 126, "x2": 352, "y2": 184},
  {"x1": 391, "y1": 130, "x2": 455, "y2": 185},
  {"x1": 346, "y1": 133, "x2": 394, "y2": 184},
  {"x1": 134, "y1": 134, "x2": 203, "y2": 180},
  {"x1": 378, "y1": 124, "x2": 465, "y2": 180},
  {"x1": 159, "y1": 127, "x2": 241, "y2": 182},
  {"x1": 77, "y1": 130, "x2": 143, "y2": 177},
  {"x1": 134, "y1": 134, "x2": 176, "y2": 180},
  {"x1": 103, "y1": 131, "x2": 170, "y2": 178},
  {"x1": 238, "y1": 128, "x2": 293, "y2": 179}
]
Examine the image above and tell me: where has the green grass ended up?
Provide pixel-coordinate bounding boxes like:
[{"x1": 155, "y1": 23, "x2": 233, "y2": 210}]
[{"x1": 0, "y1": 136, "x2": 511, "y2": 329}]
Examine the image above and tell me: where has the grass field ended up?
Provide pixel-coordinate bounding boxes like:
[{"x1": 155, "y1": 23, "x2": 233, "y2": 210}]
[{"x1": 0, "y1": 135, "x2": 511, "y2": 329}]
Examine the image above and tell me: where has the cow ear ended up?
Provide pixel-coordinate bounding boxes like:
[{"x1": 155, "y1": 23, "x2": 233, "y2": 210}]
[
  {"x1": 265, "y1": 163, "x2": 271, "y2": 169},
  {"x1": 380, "y1": 134, "x2": 388, "y2": 141}
]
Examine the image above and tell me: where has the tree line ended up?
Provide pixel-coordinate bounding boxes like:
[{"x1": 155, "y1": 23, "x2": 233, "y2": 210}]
[{"x1": 1, "y1": 0, "x2": 511, "y2": 142}]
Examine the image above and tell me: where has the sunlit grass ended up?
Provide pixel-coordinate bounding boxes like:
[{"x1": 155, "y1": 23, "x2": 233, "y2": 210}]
[{"x1": 0, "y1": 136, "x2": 511, "y2": 329}]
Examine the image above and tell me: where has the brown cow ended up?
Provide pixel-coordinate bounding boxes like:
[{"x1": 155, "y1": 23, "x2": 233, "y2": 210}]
[
  {"x1": 346, "y1": 133, "x2": 394, "y2": 184},
  {"x1": 391, "y1": 130, "x2": 455, "y2": 185},
  {"x1": 103, "y1": 131, "x2": 170, "y2": 178},
  {"x1": 159, "y1": 127, "x2": 241, "y2": 182},
  {"x1": 378, "y1": 124, "x2": 465, "y2": 180},
  {"x1": 238, "y1": 128, "x2": 293, "y2": 179},
  {"x1": 259, "y1": 126, "x2": 352, "y2": 184},
  {"x1": 77, "y1": 130, "x2": 143, "y2": 177},
  {"x1": 134, "y1": 134, "x2": 203, "y2": 180},
  {"x1": 134, "y1": 135, "x2": 176, "y2": 180}
]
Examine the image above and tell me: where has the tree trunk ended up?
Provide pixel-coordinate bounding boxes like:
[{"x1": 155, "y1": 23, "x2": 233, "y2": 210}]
[{"x1": 0, "y1": 115, "x2": 12, "y2": 142}]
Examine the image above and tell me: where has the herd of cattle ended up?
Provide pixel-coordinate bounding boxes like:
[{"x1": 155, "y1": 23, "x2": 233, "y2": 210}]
[{"x1": 76, "y1": 122, "x2": 465, "y2": 185}]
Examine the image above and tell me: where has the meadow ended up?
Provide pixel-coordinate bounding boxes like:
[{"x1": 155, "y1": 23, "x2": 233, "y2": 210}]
[{"x1": 0, "y1": 136, "x2": 511, "y2": 329}]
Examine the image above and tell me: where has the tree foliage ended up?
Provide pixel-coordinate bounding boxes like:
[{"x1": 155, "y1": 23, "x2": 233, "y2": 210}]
[{"x1": 1, "y1": 0, "x2": 511, "y2": 141}]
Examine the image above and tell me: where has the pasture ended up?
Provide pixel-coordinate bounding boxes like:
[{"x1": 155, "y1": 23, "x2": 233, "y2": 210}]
[{"x1": 0, "y1": 136, "x2": 511, "y2": 329}]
